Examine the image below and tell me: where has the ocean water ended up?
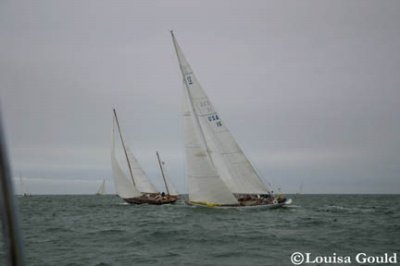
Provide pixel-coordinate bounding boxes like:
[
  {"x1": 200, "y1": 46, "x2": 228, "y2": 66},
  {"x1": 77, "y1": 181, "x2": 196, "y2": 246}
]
[{"x1": 2, "y1": 195, "x2": 400, "y2": 266}]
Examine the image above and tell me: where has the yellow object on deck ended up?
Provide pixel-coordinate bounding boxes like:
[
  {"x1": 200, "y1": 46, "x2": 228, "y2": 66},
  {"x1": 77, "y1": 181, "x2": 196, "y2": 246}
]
[{"x1": 189, "y1": 201, "x2": 223, "y2": 208}]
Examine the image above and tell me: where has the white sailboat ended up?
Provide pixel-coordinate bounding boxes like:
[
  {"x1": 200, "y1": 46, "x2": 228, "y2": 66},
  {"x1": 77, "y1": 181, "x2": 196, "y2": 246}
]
[
  {"x1": 95, "y1": 180, "x2": 106, "y2": 195},
  {"x1": 170, "y1": 31, "x2": 291, "y2": 208},
  {"x1": 19, "y1": 173, "x2": 31, "y2": 197},
  {"x1": 111, "y1": 108, "x2": 178, "y2": 204}
]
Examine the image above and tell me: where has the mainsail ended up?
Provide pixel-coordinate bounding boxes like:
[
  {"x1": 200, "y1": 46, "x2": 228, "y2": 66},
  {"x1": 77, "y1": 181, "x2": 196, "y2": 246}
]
[
  {"x1": 182, "y1": 85, "x2": 238, "y2": 205},
  {"x1": 111, "y1": 109, "x2": 158, "y2": 198},
  {"x1": 111, "y1": 111, "x2": 141, "y2": 198},
  {"x1": 171, "y1": 32, "x2": 270, "y2": 204}
]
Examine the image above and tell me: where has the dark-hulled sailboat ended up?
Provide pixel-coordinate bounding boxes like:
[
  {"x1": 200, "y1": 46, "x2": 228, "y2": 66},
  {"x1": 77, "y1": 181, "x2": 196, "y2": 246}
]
[{"x1": 111, "y1": 109, "x2": 178, "y2": 205}]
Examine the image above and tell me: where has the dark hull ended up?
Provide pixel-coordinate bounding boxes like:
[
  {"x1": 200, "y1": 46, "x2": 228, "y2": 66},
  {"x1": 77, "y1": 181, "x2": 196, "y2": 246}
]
[{"x1": 122, "y1": 195, "x2": 178, "y2": 205}]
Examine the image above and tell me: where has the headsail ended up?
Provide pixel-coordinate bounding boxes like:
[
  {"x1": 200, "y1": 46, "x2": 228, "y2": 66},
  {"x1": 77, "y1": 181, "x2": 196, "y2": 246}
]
[
  {"x1": 156, "y1": 151, "x2": 179, "y2": 196},
  {"x1": 125, "y1": 147, "x2": 158, "y2": 194},
  {"x1": 171, "y1": 31, "x2": 270, "y2": 199}
]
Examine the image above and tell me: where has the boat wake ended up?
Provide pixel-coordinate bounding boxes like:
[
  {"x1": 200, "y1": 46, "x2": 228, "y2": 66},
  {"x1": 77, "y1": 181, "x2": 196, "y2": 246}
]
[{"x1": 283, "y1": 204, "x2": 301, "y2": 208}]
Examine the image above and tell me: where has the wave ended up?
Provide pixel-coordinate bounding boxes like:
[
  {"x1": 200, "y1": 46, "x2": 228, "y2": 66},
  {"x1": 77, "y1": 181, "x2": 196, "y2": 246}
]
[
  {"x1": 318, "y1": 205, "x2": 375, "y2": 214},
  {"x1": 18, "y1": 194, "x2": 400, "y2": 266},
  {"x1": 87, "y1": 228, "x2": 127, "y2": 235},
  {"x1": 45, "y1": 227, "x2": 74, "y2": 233}
]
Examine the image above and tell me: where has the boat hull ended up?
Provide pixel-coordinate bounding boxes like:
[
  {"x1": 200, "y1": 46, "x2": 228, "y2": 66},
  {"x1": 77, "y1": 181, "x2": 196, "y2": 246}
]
[
  {"x1": 186, "y1": 198, "x2": 292, "y2": 209},
  {"x1": 122, "y1": 195, "x2": 178, "y2": 205}
]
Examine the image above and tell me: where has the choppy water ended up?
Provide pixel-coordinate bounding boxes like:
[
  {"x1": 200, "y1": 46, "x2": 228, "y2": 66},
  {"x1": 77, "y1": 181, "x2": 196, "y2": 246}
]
[{"x1": 2, "y1": 195, "x2": 400, "y2": 265}]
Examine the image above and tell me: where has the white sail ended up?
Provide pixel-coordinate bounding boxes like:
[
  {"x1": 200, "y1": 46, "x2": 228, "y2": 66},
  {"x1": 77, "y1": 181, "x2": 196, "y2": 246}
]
[
  {"x1": 182, "y1": 84, "x2": 238, "y2": 205},
  {"x1": 96, "y1": 180, "x2": 106, "y2": 195},
  {"x1": 125, "y1": 147, "x2": 158, "y2": 194},
  {"x1": 111, "y1": 112, "x2": 141, "y2": 198},
  {"x1": 171, "y1": 31, "x2": 270, "y2": 198},
  {"x1": 194, "y1": 97, "x2": 269, "y2": 194},
  {"x1": 160, "y1": 162, "x2": 179, "y2": 196},
  {"x1": 156, "y1": 152, "x2": 179, "y2": 196}
]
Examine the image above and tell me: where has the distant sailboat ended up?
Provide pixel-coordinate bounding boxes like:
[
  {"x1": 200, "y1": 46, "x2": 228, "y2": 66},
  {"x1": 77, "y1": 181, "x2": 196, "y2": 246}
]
[
  {"x1": 111, "y1": 108, "x2": 177, "y2": 204},
  {"x1": 19, "y1": 173, "x2": 31, "y2": 197},
  {"x1": 170, "y1": 31, "x2": 291, "y2": 208},
  {"x1": 296, "y1": 182, "x2": 303, "y2": 195},
  {"x1": 95, "y1": 180, "x2": 106, "y2": 195}
]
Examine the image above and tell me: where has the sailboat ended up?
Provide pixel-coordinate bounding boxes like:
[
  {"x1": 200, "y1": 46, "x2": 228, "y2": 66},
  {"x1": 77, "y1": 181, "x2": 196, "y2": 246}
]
[
  {"x1": 296, "y1": 182, "x2": 303, "y2": 195},
  {"x1": 170, "y1": 31, "x2": 292, "y2": 208},
  {"x1": 95, "y1": 180, "x2": 106, "y2": 195},
  {"x1": 19, "y1": 173, "x2": 31, "y2": 197},
  {"x1": 111, "y1": 108, "x2": 178, "y2": 205}
]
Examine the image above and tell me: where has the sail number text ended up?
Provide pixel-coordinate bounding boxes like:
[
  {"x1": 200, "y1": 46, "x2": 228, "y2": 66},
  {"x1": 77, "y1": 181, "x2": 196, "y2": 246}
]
[
  {"x1": 186, "y1": 76, "x2": 193, "y2": 85},
  {"x1": 208, "y1": 115, "x2": 222, "y2": 127}
]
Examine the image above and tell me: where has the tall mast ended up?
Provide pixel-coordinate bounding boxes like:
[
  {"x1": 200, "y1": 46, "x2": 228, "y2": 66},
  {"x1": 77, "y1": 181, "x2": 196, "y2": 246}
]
[
  {"x1": 170, "y1": 31, "x2": 215, "y2": 167},
  {"x1": 156, "y1": 151, "x2": 170, "y2": 195},
  {"x1": 113, "y1": 108, "x2": 137, "y2": 188}
]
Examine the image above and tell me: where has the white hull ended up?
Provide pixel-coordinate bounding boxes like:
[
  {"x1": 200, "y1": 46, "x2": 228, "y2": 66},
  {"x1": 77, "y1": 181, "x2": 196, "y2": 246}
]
[{"x1": 186, "y1": 198, "x2": 292, "y2": 209}]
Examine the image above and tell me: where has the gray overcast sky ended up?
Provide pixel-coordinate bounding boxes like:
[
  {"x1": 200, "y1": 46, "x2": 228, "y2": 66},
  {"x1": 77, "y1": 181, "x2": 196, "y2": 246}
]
[{"x1": 1, "y1": 0, "x2": 399, "y2": 194}]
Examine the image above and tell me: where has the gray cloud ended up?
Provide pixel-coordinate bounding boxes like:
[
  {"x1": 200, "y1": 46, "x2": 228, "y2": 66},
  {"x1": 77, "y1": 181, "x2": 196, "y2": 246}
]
[{"x1": 1, "y1": 0, "x2": 399, "y2": 194}]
